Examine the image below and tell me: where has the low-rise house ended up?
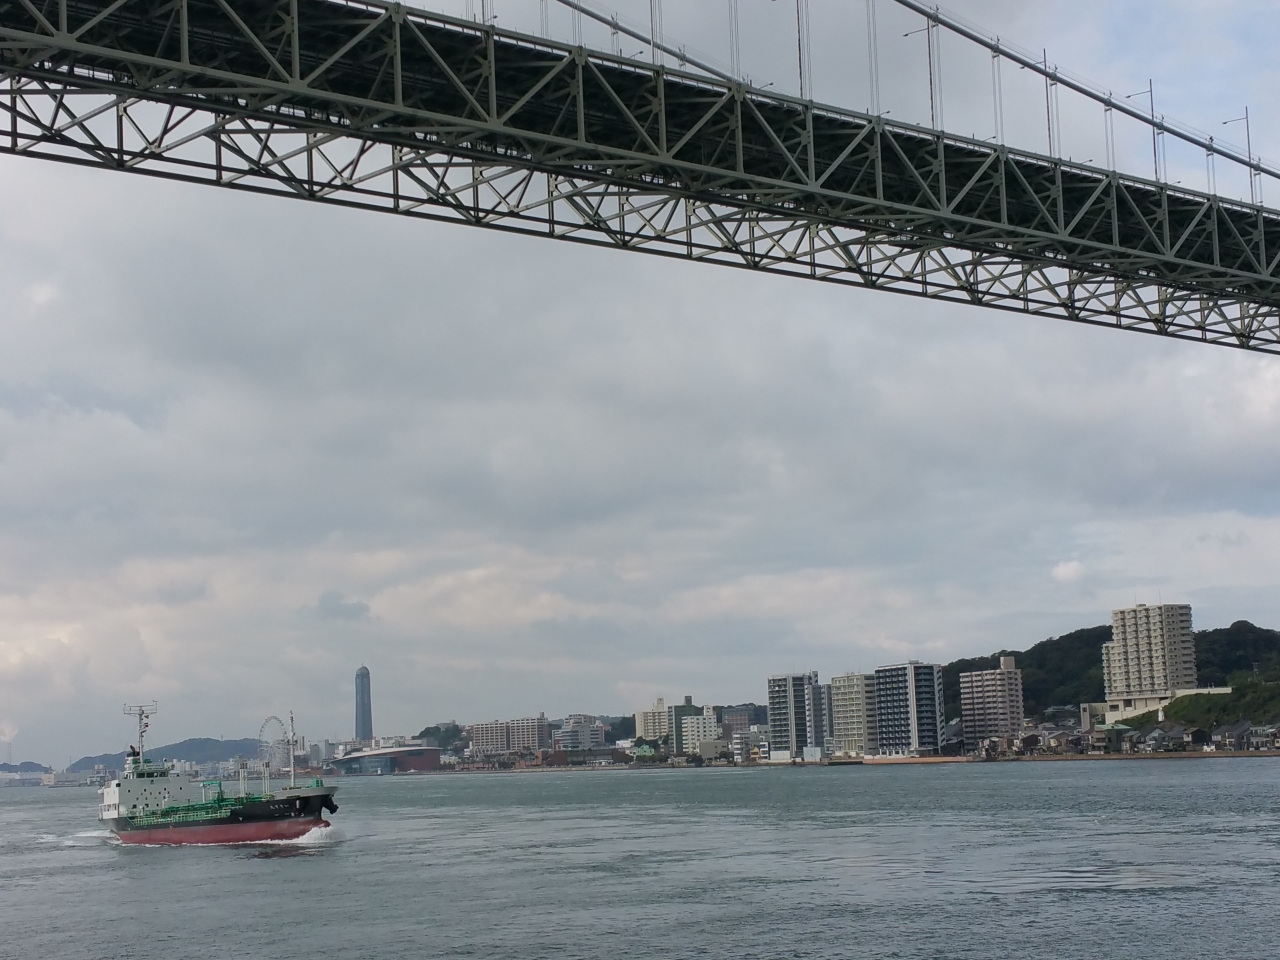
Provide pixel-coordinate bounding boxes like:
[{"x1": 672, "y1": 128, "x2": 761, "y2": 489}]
[
  {"x1": 697, "y1": 739, "x2": 732, "y2": 761},
  {"x1": 1046, "y1": 731, "x2": 1084, "y2": 754},
  {"x1": 1182, "y1": 727, "x2": 1210, "y2": 750},
  {"x1": 1248, "y1": 724, "x2": 1279, "y2": 751},
  {"x1": 732, "y1": 730, "x2": 769, "y2": 764},
  {"x1": 1140, "y1": 721, "x2": 1210, "y2": 752},
  {"x1": 1211, "y1": 720, "x2": 1252, "y2": 751},
  {"x1": 1089, "y1": 723, "x2": 1133, "y2": 754}
]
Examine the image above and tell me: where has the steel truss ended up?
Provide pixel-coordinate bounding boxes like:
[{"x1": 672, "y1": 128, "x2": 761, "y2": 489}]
[{"x1": 2, "y1": 0, "x2": 1279, "y2": 352}]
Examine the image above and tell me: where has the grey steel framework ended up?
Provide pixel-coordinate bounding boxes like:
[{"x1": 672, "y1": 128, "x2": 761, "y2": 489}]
[{"x1": 2, "y1": 0, "x2": 1279, "y2": 352}]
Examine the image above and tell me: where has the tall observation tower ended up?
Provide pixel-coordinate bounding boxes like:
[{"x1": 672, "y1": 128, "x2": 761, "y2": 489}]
[{"x1": 355, "y1": 666, "x2": 374, "y2": 744}]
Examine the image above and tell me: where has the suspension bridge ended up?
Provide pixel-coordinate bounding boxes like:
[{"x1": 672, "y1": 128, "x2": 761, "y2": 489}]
[{"x1": 1, "y1": 0, "x2": 1277, "y2": 352}]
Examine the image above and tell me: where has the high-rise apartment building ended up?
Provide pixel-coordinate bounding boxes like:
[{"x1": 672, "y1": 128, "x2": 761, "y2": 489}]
[
  {"x1": 767, "y1": 672, "x2": 820, "y2": 760},
  {"x1": 959, "y1": 657, "x2": 1024, "y2": 745},
  {"x1": 1103, "y1": 604, "x2": 1197, "y2": 700},
  {"x1": 355, "y1": 665, "x2": 374, "y2": 743},
  {"x1": 635, "y1": 698, "x2": 669, "y2": 741},
  {"x1": 681, "y1": 714, "x2": 721, "y2": 754},
  {"x1": 509, "y1": 713, "x2": 553, "y2": 752},
  {"x1": 812, "y1": 682, "x2": 833, "y2": 752},
  {"x1": 667, "y1": 696, "x2": 702, "y2": 756},
  {"x1": 470, "y1": 719, "x2": 509, "y2": 756},
  {"x1": 873, "y1": 662, "x2": 944, "y2": 756},
  {"x1": 829, "y1": 672, "x2": 878, "y2": 757},
  {"x1": 472, "y1": 714, "x2": 552, "y2": 756}
]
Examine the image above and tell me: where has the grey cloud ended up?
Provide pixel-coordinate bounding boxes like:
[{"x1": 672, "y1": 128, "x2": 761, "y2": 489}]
[
  {"x1": 3, "y1": 2, "x2": 1280, "y2": 762},
  {"x1": 310, "y1": 590, "x2": 371, "y2": 621}
]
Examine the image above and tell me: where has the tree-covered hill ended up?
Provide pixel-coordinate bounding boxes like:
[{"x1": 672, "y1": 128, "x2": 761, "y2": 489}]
[
  {"x1": 943, "y1": 619, "x2": 1280, "y2": 723},
  {"x1": 1193, "y1": 621, "x2": 1280, "y2": 686},
  {"x1": 942, "y1": 626, "x2": 1110, "y2": 720},
  {"x1": 69, "y1": 738, "x2": 261, "y2": 772}
]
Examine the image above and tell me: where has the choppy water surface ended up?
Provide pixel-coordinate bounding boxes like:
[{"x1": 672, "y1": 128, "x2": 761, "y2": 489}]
[{"x1": 3, "y1": 760, "x2": 1279, "y2": 959}]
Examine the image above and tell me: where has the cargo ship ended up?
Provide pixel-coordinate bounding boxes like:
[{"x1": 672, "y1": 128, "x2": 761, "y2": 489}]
[{"x1": 98, "y1": 704, "x2": 338, "y2": 845}]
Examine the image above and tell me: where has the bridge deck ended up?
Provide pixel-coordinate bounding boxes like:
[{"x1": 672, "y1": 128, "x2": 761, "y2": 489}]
[{"x1": 2, "y1": 0, "x2": 1278, "y2": 350}]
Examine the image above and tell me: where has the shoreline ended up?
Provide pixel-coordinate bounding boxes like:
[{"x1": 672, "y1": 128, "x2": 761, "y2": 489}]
[{"x1": 323, "y1": 749, "x2": 1280, "y2": 777}]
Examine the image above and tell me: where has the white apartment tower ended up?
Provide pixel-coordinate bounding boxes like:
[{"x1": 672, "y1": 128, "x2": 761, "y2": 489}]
[
  {"x1": 1103, "y1": 604, "x2": 1197, "y2": 701},
  {"x1": 829, "y1": 672, "x2": 878, "y2": 757},
  {"x1": 634, "y1": 698, "x2": 668, "y2": 741},
  {"x1": 959, "y1": 657, "x2": 1024, "y2": 745},
  {"x1": 681, "y1": 714, "x2": 721, "y2": 754}
]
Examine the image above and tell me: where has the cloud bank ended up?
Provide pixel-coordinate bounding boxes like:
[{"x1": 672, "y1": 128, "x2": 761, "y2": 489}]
[{"x1": 2, "y1": 1, "x2": 1279, "y2": 762}]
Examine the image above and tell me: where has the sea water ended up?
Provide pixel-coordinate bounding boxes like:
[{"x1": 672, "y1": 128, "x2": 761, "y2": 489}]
[{"x1": 2, "y1": 760, "x2": 1278, "y2": 959}]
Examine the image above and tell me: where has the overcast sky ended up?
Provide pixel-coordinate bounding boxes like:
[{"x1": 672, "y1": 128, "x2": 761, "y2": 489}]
[{"x1": 3, "y1": 1, "x2": 1280, "y2": 765}]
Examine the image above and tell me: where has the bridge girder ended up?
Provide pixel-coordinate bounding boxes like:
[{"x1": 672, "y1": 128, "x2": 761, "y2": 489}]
[{"x1": 1, "y1": 0, "x2": 1279, "y2": 352}]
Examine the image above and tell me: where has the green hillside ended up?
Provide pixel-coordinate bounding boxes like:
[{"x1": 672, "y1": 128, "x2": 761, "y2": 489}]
[
  {"x1": 1124, "y1": 681, "x2": 1280, "y2": 731},
  {"x1": 1193, "y1": 621, "x2": 1280, "y2": 686},
  {"x1": 942, "y1": 626, "x2": 1110, "y2": 720},
  {"x1": 943, "y1": 619, "x2": 1280, "y2": 725}
]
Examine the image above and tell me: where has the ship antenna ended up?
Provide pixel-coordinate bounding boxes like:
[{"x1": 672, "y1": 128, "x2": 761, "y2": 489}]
[
  {"x1": 288, "y1": 711, "x2": 297, "y2": 789},
  {"x1": 123, "y1": 702, "x2": 158, "y2": 763}
]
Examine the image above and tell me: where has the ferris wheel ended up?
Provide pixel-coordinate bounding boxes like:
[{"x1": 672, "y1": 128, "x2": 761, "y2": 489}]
[{"x1": 258, "y1": 716, "x2": 290, "y2": 772}]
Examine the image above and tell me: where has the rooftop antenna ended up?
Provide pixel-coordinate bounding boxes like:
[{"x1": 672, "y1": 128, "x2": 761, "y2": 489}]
[{"x1": 123, "y1": 702, "x2": 158, "y2": 762}]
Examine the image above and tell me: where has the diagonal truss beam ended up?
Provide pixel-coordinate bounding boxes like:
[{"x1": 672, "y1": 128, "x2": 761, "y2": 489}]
[{"x1": 0, "y1": 0, "x2": 1278, "y2": 354}]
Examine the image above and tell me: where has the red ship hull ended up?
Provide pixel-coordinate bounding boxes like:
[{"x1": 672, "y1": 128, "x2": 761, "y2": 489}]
[{"x1": 114, "y1": 817, "x2": 329, "y2": 845}]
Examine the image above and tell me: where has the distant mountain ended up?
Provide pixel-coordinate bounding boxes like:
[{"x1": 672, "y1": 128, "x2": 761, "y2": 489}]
[
  {"x1": 69, "y1": 738, "x2": 260, "y2": 773},
  {"x1": 0, "y1": 761, "x2": 51, "y2": 774},
  {"x1": 942, "y1": 625, "x2": 1110, "y2": 721},
  {"x1": 942, "y1": 619, "x2": 1280, "y2": 723}
]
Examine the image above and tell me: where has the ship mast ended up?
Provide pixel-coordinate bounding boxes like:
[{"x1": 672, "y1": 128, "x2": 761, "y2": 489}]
[
  {"x1": 288, "y1": 711, "x2": 297, "y2": 788},
  {"x1": 123, "y1": 702, "x2": 158, "y2": 763}
]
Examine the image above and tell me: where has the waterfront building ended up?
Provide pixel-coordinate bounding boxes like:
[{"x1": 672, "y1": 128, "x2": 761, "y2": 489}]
[
  {"x1": 731, "y1": 729, "x2": 769, "y2": 763},
  {"x1": 681, "y1": 714, "x2": 721, "y2": 754},
  {"x1": 553, "y1": 715, "x2": 606, "y2": 751},
  {"x1": 667, "y1": 696, "x2": 702, "y2": 756},
  {"x1": 810, "y1": 683, "x2": 833, "y2": 754},
  {"x1": 873, "y1": 662, "x2": 944, "y2": 756},
  {"x1": 1103, "y1": 604, "x2": 1197, "y2": 703},
  {"x1": 470, "y1": 719, "x2": 510, "y2": 756},
  {"x1": 355, "y1": 665, "x2": 374, "y2": 743},
  {"x1": 959, "y1": 657, "x2": 1024, "y2": 746},
  {"x1": 829, "y1": 672, "x2": 878, "y2": 757},
  {"x1": 767, "y1": 672, "x2": 821, "y2": 760},
  {"x1": 509, "y1": 713, "x2": 553, "y2": 752},
  {"x1": 473, "y1": 714, "x2": 552, "y2": 756},
  {"x1": 635, "y1": 698, "x2": 668, "y2": 741}
]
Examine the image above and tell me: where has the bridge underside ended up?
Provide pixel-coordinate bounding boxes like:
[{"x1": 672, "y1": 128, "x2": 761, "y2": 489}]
[{"x1": 2, "y1": 0, "x2": 1279, "y2": 353}]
